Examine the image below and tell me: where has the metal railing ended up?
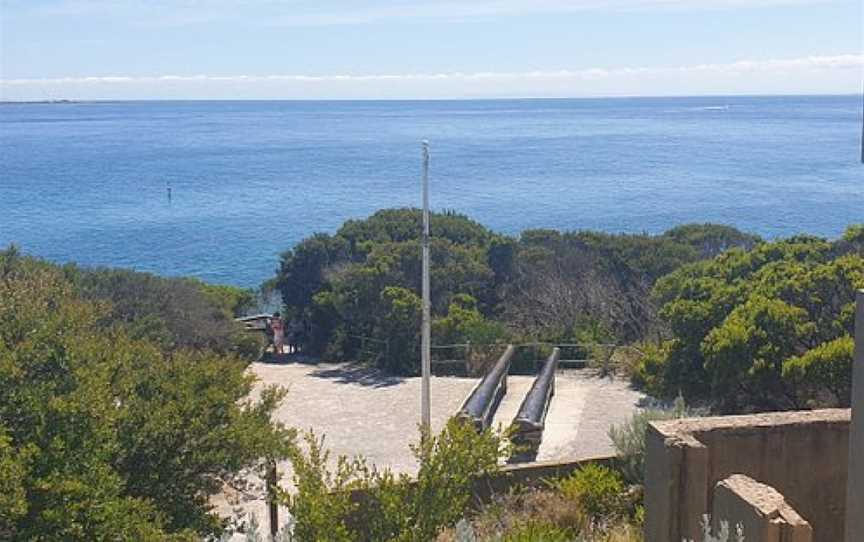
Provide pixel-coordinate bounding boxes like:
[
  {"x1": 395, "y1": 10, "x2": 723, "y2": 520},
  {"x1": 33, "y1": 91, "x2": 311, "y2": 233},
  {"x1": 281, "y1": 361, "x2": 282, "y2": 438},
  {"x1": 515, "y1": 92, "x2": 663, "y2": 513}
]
[{"x1": 339, "y1": 335, "x2": 644, "y2": 376}]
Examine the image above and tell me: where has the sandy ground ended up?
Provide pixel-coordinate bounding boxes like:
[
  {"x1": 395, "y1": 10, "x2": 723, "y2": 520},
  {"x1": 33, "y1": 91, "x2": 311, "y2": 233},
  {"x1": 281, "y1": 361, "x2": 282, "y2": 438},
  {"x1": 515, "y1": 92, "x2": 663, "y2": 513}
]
[{"x1": 215, "y1": 360, "x2": 644, "y2": 534}]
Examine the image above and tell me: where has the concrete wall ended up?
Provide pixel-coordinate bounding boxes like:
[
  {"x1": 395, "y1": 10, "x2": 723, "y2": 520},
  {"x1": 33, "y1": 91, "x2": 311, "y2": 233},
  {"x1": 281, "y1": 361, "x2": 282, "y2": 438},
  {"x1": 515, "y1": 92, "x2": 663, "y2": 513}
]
[
  {"x1": 712, "y1": 474, "x2": 812, "y2": 542},
  {"x1": 846, "y1": 290, "x2": 864, "y2": 542},
  {"x1": 645, "y1": 409, "x2": 850, "y2": 542}
]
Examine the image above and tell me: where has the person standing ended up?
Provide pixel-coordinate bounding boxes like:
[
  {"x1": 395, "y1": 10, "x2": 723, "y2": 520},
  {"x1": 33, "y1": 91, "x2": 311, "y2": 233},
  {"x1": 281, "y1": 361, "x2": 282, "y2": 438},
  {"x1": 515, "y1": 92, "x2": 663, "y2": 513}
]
[{"x1": 270, "y1": 312, "x2": 285, "y2": 355}]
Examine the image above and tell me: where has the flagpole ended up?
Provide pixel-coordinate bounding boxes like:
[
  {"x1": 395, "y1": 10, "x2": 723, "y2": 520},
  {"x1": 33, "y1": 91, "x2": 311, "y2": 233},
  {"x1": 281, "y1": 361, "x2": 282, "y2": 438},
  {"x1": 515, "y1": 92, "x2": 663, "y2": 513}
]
[{"x1": 421, "y1": 140, "x2": 432, "y2": 433}]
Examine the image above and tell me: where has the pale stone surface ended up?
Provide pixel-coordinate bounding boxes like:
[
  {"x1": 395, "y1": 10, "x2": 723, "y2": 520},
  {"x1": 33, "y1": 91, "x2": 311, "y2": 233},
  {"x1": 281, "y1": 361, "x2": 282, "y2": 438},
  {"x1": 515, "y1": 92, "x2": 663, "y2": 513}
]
[
  {"x1": 538, "y1": 370, "x2": 645, "y2": 460},
  {"x1": 645, "y1": 409, "x2": 850, "y2": 542},
  {"x1": 846, "y1": 290, "x2": 864, "y2": 542},
  {"x1": 713, "y1": 474, "x2": 812, "y2": 542},
  {"x1": 490, "y1": 375, "x2": 533, "y2": 431},
  {"x1": 215, "y1": 362, "x2": 643, "y2": 535}
]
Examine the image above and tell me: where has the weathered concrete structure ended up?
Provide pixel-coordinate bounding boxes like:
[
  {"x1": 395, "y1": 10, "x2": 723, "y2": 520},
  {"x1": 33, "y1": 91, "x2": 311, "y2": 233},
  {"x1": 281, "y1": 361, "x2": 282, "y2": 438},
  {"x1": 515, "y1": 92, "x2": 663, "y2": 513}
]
[
  {"x1": 845, "y1": 290, "x2": 863, "y2": 542},
  {"x1": 712, "y1": 474, "x2": 812, "y2": 542},
  {"x1": 646, "y1": 292, "x2": 864, "y2": 542},
  {"x1": 645, "y1": 409, "x2": 850, "y2": 542}
]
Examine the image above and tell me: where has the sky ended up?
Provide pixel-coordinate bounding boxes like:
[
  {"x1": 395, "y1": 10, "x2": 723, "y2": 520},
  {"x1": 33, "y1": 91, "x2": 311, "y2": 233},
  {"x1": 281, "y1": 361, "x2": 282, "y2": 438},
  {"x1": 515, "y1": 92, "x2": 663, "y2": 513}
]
[{"x1": 0, "y1": 0, "x2": 862, "y2": 100}]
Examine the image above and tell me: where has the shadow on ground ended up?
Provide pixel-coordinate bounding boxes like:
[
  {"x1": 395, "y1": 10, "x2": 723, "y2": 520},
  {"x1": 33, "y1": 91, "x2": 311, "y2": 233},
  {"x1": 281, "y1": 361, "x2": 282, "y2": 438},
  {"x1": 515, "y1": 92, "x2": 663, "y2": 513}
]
[
  {"x1": 258, "y1": 351, "x2": 317, "y2": 365},
  {"x1": 309, "y1": 364, "x2": 404, "y2": 388}
]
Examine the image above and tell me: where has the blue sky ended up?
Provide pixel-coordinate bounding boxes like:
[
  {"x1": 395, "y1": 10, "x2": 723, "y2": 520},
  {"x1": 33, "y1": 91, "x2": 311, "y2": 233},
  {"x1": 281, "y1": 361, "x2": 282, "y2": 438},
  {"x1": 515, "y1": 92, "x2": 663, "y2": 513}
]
[{"x1": 1, "y1": 0, "x2": 861, "y2": 100}]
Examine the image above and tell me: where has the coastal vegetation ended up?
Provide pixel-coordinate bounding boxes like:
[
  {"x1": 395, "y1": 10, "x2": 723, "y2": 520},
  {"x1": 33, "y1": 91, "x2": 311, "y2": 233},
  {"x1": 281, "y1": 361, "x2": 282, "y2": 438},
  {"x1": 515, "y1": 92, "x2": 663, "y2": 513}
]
[
  {"x1": 637, "y1": 227, "x2": 864, "y2": 412},
  {"x1": 3, "y1": 210, "x2": 861, "y2": 540},
  {"x1": 66, "y1": 265, "x2": 263, "y2": 357},
  {"x1": 272, "y1": 209, "x2": 759, "y2": 376},
  {"x1": 273, "y1": 208, "x2": 862, "y2": 414},
  {"x1": 277, "y1": 419, "x2": 648, "y2": 542},
  {"x1": 0, "y1": 248, "x2": 291, "y2": 540},
  {"x1": 285, "y1": 420, "x2": 505, "y2": 542}
]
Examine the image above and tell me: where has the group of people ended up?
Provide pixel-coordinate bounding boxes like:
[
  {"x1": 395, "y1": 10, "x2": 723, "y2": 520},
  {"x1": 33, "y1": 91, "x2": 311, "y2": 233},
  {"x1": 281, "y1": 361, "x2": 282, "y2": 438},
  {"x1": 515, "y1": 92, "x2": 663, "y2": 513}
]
[
  {"x1": 266, "y1": 312, "x2": 286, "y2": 354},
  {"x1": 265, "y1": 312, "x2": 306, "y2": 356}
]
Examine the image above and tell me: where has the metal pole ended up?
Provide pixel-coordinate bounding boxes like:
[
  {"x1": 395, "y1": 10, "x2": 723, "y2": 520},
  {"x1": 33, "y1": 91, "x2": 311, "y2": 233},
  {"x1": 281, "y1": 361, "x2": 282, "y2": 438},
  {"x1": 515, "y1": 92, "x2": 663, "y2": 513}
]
[
  {"x1": 421, "y1": 141, "x2": 432, "y2": 433},
  {"x1": 845, "y1": 290, "x2": 864, "y2": 541}
]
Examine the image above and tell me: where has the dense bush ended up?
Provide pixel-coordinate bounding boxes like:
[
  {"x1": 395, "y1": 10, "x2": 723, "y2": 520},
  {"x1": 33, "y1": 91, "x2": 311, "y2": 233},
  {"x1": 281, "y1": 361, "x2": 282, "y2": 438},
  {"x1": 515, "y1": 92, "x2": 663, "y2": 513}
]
[
  {"x1": 275, "y1": 210, "x2": 497, "y2": 373},
  {"x1": 498, "y1": 521, "x2": 573, "y2": 542},
  {"x1": 64, "y1": 265, "x2": 264, "y2": 358},
  {"x1": 553, "y1": 464, "x2": 628, "y2": 523},
  {"x1": 439, "y1": 464, "x2": 643, "y2": 542},
  {"x1": 285, "y1": 419, "x2": 506, "y2": 542},
  {"x1": 608, "y1": 396, "x2": 703, "y2": 485},
  {"x1": 0, "y1": 249, "x2": 293, "y2": 540},
  {"x1": 641, "y1": 227, "x2": 864, "y2": 412},
  {"x1": 273, "y1": 209, "x2": 754, "y2": 373}
]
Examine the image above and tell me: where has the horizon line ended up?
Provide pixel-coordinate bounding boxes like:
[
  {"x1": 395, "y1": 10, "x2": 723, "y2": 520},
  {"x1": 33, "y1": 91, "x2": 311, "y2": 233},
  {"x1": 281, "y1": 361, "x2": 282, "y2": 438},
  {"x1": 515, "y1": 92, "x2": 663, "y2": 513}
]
[{"x1": 1, "y1": 92, "x2": 858, "y2": 104}]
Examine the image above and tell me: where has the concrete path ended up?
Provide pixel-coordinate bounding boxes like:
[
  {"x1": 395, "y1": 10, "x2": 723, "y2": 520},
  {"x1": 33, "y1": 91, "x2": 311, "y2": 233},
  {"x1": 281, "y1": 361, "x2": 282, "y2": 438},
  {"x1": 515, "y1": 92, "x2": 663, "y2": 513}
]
[
  {"x1": 538, "y1": 369, "x2": 645, "y2": 460},
  {"x1": 489, "y1": 376, "x2": 534, "y2": 432}
]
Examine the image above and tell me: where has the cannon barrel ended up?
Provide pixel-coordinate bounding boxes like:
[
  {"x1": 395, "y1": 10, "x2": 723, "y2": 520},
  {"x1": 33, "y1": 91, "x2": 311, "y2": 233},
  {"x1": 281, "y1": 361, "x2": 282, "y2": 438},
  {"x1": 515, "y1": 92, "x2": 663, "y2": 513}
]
[
  {"x1": 457, "y1": 345, "x2": 515, "y2": 431},
  {"x1": 510, "y1": 348, "x2": 561, "y2": 459}
]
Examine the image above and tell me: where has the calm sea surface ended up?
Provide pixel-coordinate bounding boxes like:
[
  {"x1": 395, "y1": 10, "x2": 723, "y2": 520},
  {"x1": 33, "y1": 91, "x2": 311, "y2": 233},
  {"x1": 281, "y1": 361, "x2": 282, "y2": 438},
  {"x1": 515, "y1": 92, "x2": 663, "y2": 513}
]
[{"x1": 1, "y1": 96, "x2": 862, "y2": 286}]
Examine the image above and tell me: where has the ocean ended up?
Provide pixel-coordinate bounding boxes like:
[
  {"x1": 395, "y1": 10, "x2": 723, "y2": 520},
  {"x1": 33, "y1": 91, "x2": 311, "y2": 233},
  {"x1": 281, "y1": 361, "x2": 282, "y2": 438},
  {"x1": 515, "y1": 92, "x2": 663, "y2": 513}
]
[{"x1": 1, "y1": 96, "x2": 861, "y2": 287}]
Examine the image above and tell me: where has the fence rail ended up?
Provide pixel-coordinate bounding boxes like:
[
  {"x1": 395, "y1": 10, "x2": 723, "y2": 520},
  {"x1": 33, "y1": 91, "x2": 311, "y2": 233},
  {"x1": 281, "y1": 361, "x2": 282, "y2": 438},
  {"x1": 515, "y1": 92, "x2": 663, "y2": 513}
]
[{"x1": 342, "y1": 336, "x2": 643, "y2": 376}]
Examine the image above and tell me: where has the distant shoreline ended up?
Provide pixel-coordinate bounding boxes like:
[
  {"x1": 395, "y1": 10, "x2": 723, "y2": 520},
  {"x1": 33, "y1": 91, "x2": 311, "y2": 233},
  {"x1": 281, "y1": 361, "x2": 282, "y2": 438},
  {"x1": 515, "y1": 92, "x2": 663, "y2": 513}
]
[
  {"x1": 0, "y1": 99, "x2": 77, "y2": 105},
  {"x1": 0, "y1": 93, "x2": 855, "y2": 105}
]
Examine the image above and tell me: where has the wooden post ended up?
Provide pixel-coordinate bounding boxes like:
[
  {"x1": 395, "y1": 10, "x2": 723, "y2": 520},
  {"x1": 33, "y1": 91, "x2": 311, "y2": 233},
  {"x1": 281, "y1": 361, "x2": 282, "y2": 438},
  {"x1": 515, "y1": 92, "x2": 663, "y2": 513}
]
[
  {"x1": 846, "y1": 291, "x2": 864, "y2": 541},
  {"x1": 266, "y1": 458, "x2": 279, "y2": 538}
]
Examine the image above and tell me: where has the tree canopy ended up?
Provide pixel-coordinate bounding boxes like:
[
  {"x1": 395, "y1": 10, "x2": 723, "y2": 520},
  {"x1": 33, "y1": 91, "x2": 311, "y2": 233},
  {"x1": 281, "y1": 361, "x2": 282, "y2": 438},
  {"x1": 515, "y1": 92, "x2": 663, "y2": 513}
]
[
  {"x1": 636, "y1": 228, "x2": 864, "y2": 412},
  {"x1": 0, "y1": 248, "x2": 293, "y2": 540},
  {"x1": 64, "y1": 265, "x2": 262, "y2": 357},
  {"x1": 272, "y1": 209, "x2": 758, "y2": 374}
]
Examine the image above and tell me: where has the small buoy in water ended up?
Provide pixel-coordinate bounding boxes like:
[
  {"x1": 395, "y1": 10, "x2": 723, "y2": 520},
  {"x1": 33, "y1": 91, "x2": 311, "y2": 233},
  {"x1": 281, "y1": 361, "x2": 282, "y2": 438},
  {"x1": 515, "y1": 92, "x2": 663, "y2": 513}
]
[{"x1": 167, "y1": 181, "x2": 172, "y2": 201}]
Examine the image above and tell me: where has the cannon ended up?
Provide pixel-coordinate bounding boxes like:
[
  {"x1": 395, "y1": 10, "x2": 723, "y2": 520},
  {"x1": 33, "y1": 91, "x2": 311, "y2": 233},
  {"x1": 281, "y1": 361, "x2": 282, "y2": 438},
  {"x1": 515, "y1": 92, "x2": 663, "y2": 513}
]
[
  {"x1": 510, "y1": 347, "x2": 561, "y2": 461},
  {"x1": 456, "y1": 345, "x2": 515, "y2": 431}
]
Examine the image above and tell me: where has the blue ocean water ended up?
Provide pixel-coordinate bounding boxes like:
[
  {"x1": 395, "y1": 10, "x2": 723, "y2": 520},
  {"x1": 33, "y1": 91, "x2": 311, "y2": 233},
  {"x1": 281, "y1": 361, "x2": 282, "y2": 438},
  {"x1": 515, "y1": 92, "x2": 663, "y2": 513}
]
[{"x1": 1, "y1": 96, "x2": 862, "y2": 287}]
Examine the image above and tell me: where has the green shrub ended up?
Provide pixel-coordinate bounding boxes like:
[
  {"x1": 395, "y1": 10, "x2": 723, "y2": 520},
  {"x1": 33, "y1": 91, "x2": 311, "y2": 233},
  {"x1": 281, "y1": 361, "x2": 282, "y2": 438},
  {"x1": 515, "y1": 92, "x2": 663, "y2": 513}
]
[
  {"x1": 608, "y1": 396, "x2": 703, "y2": 485},
  {"x1": 400, "y1": 420, "x2": 505, "y2": 539},
  {"x1": 273, "y1": 210, "x2": 757, "y2": 371},
  {"x1": 65, "y1": 264, "x2": 264, "y2": 358},
  {"x1": 630, "y1": 342, "x2": 671, "y2": 397},
  {"x1": 376, "y1": 286, "x2": 422, "y2": 374},
  {"x1": 553, "y1": 464, "x2": 626, "y2": 523},
  {"x1": 0, "y1": 250, "x2": 293, "y2": 539},
  {"x1": 285, "y1": 420, "x2": 507, "y2": 542},
  {"x1": 648, "y1": 235, "x2": 864, "y2": 412},
  {"x1": 782, "y1": 335, "x2": 854, "y2": 407},
  {"x1": 501, "y1": 521, "x2": 573, "y2": 542},
  {"x1": 286, "y1": 431, "x2": 366, "y2": 542}
]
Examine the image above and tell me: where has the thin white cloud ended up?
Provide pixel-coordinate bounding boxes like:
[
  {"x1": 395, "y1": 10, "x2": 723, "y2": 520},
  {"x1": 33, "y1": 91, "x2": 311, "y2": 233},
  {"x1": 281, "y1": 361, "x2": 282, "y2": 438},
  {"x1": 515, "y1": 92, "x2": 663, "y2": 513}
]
[
  {"x1": 6, "y1": 0, "x2": 841, "y2": 27},
  {"x1": 4, "y1": 54, "x2": 860, "y2": 85},
  {"x1": 263, "y1": 0, "x2": 839, "y2": 27},
  {"x1": 2, "y1": 54, "x2": 860, "y2": 100}
]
